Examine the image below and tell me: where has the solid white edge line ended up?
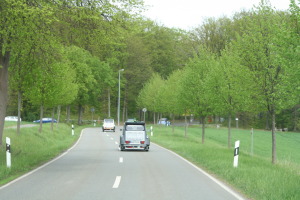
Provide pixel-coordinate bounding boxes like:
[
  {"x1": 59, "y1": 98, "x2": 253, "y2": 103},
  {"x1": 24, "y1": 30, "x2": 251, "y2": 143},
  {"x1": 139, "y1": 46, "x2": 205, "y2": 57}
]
[
  {"x1": 152, "y1": 143, "x2": 246, "y2": 200},
  {"x1": 112, "y1": 176, "x2": 121, "y2": 188},
  {"x1": 0, "y1": 129, "x2": 85, "y2": 190}
]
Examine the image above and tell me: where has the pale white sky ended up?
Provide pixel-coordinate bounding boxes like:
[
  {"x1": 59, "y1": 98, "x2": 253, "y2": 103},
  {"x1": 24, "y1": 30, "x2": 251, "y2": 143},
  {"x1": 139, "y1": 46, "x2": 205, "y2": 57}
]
[{"x1": 142, "y1": 0, "x2": 291, "y2": 30}]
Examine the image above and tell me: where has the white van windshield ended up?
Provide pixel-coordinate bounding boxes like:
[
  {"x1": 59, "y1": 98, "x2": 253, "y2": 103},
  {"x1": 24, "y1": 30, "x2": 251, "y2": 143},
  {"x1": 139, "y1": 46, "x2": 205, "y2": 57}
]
[{"x1": 104, "y1": 119, "x2": 114, "y2": 123}]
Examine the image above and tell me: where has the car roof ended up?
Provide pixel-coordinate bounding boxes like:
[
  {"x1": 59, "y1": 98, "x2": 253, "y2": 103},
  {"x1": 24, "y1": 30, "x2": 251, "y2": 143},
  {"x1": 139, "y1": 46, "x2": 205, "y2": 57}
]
[{"x1": 124, "y1": 121, "x2": 145, "y2": 126}]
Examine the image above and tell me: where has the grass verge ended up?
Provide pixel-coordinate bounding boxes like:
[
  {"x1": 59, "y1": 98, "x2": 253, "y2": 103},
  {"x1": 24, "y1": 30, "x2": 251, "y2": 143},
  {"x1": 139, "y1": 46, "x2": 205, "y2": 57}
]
[
  {"x1": 0, "y1": 123, "x2": 88, "y2": 186},
  {"x1": 149, "y1": 125, "x2": 300, "y2": 200}
]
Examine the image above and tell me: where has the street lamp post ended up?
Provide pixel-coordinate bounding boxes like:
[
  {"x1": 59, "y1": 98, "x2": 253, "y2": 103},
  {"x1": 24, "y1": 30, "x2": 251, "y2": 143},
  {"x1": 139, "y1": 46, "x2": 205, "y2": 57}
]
[{"x1": 118, "y1": 69, "x2": 124, "y2": 126}]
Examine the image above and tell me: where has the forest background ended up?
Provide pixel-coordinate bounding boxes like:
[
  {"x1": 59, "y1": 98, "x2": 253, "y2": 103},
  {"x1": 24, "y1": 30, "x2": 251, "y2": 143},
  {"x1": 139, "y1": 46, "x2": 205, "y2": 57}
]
[{"x1": 0, "y1": 0, "x2": 299, "y2": 163}]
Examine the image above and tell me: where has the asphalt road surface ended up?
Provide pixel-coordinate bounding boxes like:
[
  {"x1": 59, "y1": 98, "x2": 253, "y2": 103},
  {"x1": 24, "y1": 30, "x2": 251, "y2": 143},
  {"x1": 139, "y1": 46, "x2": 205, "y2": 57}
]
[{"x1": 0, "y1": 127, "x2": 246, "y2": 200}]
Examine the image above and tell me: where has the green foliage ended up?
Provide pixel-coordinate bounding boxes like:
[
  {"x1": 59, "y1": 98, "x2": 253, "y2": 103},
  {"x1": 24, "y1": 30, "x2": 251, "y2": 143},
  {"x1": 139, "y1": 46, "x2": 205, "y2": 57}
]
[
  {"x1": 137, "y1": 73, "x2": 165, "y2": 113},
  {"x1": 209, "y1": 45, "x2": 256, "y2": 115},
  {"x1": 190, "y1": 17, "x2": 237, "y2": 56},
  {"x1": 65, "y1": 46, "x2": 96, "y2": 106},
  {"x1": 123, "y1": 33, "x2": 153, "y2": 116},
  {"x1": 181, "y1": 47, "x2": 217, "y2": 117},
  {"x1": 234, "y1": 2, "x2": 298, "y2": 113},
  {"x1": 161, "y1": 69, "x2": 184, "y2": 114},
  {"x1": 140, "y1": 24, "x2": 190, "y2": 78},
  {"x1": 24, "y1": 54, "x2": 78, "y2": 108}
]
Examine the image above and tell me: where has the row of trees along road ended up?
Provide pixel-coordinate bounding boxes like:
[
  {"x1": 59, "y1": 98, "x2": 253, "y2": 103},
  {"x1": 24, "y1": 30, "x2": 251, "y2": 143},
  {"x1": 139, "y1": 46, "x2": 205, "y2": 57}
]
[
  {"x1": 0, "y1": 0, "x2": 146, "y2": 143},
  {"x1": 137, "y1": 1, "x2": 300, "y2": 164},
  {"x1": 1, "y1": 0, "x2": 299, "y2": 164},
  {"x1": 1, "y1": 0, "x2": 191, "y2": 143}
]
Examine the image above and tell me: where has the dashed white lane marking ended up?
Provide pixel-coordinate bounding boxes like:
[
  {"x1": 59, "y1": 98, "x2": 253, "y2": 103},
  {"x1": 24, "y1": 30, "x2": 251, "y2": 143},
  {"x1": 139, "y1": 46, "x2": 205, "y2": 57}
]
[
  {"x1": 112, "y1": 176, "x2": 121, "y2": 188},
  {"x1": 119, "y1": 157, "x2": 123, "y2": 163},
  {"x1": 110, "y1": 137, "x2": 114, "y2": 140},
  {"x1": 115, "y1": 141, "x2": 118, "y2": 145}
]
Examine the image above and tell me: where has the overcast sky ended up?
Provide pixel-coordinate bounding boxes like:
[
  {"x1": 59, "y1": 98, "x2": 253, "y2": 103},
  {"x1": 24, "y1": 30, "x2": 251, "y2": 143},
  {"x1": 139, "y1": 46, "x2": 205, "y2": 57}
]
[{"x1": 142, "y1": 0, "x2": 291, "y2": 30}]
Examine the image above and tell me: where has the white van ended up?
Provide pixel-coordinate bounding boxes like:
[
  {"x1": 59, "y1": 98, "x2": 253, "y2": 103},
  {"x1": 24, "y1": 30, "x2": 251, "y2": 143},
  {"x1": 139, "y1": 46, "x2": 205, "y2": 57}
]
[{"x1": 102, "y1": 119, "x2": 115, "y2": 132}]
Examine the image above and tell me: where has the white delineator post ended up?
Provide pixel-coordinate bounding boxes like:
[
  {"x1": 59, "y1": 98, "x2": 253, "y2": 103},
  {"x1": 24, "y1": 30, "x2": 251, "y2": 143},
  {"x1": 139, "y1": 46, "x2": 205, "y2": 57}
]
[
  {"x1": 233, "y1": 140, "x2": 240, "y2": 168},
  {"x1": 72, "y1": 124, "x2": 74, "y2": 136},
  {"x1": 150, "y1": 126, "x2": 153, "y2": 136},
  {"x1": 6, "y1": 137, "x2": 11, "y2": 168}
]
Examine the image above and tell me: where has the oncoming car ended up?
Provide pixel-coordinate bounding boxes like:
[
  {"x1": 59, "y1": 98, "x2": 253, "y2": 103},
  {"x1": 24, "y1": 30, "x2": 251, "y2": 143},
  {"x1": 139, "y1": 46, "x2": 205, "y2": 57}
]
[
  {"x1": 158, "y1": 118, "x2": 170, "y2": 126},
  {"x1": 102, "y1": 119, "x2": 115, "y2": 132}
]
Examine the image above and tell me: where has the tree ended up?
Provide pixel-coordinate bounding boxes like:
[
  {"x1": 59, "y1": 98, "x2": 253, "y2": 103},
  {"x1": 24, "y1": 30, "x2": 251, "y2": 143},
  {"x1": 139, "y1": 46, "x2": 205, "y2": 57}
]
[
  {"x1": 233, "y1": 1, "x2": 299, "y2": 163},
  {"x1": 207, "y1": 45, "x2": 255, "y2": 148},
  {"x1": 180, "y1": 47, "x2": 217, "y2": 143},
  {"x1": 64, "y1": 46, "x2": 96, "y2": 125},
  {"x1": 0, "y1": 0, "x2": 56, "y2": 144},
  {"x1": 9, "y1": 46, "x2": 41, "y2": 134},
  {"x1": 137, "y1": 73, "x2": 165, "y2": 123},
  {"x1": 160, "y1": 69, "x2": 185, "y2": 132},
  {"x1": 24, "y1": 45, "x2": 78, "y2": 132},
  {"x1": 141, "y1": 24, "x2": 189, "y2": 78},
  {"x1": 190, "y1": 17, "x2": 236, "y2": 56},
  {"x1": 122, "y1": 33, "x2": 153, "y2": 119}
]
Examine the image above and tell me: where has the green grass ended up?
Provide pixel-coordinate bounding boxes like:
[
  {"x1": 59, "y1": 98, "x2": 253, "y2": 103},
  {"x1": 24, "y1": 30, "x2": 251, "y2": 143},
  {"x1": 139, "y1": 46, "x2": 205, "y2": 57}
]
[
  {"x1": 149, "y1": 125, "x2": 300, "y2": 200},
  {"x1": 0, "y1": 123, "x2": 87, "y2": 185},
  {"x1": 4, "y1": 121, "x2": 31, "y2": 128}
]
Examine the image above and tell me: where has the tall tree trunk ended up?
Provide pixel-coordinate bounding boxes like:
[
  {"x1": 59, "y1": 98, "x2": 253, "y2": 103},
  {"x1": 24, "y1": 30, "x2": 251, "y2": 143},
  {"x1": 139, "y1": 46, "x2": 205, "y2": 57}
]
[
  {"x1": 139, "y1": 109, "x2": 142, "y2": 121},
  {"x1": 147, "y1": 110, "x2": 150, "y2": 122},
  {"x1": 153, "y1": 112, "x2": 156, "y2": 124},
  {"x1": 293, "y1": 106, "x2": 298, "y2": 131},
  {"x1": 17, "y1": 90, "x2": 22, "y2": 135},
  {"x1": 271, "y1": 111, "x2": 277, "y2": 164},
  {"x1": 108, "y1": 88, "x2": 111, "y2": 118},
  {"x1": 39, "y1": 105, "x2": 44, "y2": 133},
  {"x1": 78, "y1": 104, "x2": 82, "y2": 125},
  {"x1": 201, "y1": 116, "x2": 206, "y2": 144},
  {"x1": 265, "y1": 111, "x2": 270, "y2": 130},
  {"x1": 0, "y1": 51, "x2": 10, "y2": 146},
  {"x1": 228, "y1": 113, "x2": 232, "y2": 148},
  {"x1": 172, "y1": 113, "x2": 175, "y2": 133},
  {"x1": 51, "y1": 107, "x2": 55, "y2": 131},
  {"x1": 66, "y1": 105, "x2": 70, "y2": 123},
  {"x1": 184, "y1": 113, "x2": 188, "y2": 138},
  {"x1": 57, "y1": 105, "x2": 61, "y2": 123}
]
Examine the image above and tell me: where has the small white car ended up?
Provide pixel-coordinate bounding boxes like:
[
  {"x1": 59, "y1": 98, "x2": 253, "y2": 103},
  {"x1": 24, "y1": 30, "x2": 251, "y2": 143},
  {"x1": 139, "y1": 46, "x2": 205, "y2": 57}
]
[
  {"x1": 102, "y1": 119, "x2": 115, "y2": 132},
  {"x1": 5, "y1": 116, "x2": 21, "y2": 122}
]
